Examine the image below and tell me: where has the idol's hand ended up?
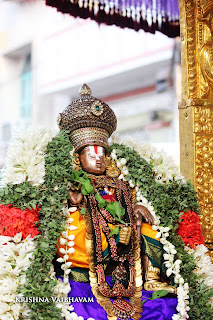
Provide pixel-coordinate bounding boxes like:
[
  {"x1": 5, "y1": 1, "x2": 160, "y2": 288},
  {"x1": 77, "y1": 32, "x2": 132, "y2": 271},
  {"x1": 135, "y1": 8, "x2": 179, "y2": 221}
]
[
  {"x1": 68, "y1": 189, "x2": 83, "y2": 205},
  {"x1": 134, "y1": 204, "x2": 154, "y2": 225}
]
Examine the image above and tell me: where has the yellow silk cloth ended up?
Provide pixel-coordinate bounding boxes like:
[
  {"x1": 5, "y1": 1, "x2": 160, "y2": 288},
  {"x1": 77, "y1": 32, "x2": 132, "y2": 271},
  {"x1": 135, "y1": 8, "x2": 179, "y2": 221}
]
[
  {"x1": 57, "y1": 210, "x2": 159, "y2": 268},
  {"x1": 57, "y1": 210, "x2": 115, "y2": 268},
  {"x1": 141, "y1": 223, "x2": 160, "y2": 241}
]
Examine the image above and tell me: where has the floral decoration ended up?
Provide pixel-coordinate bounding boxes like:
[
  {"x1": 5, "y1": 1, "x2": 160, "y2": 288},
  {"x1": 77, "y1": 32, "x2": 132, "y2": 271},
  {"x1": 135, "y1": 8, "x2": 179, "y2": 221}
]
[
  {"x1": 111, "y1": 134, "x2": 186, "y2": 184},
  {"x1": 0, "y1": 234, "x2": 35, "y2": 320},
  {"x1": 109, "y1": 135, "x2": 213, "y2": 320},
  {"x1": 0, "y1": 126, "x2": 57, "y2": 187},
  {"x1": 176, "y1": 210, "x2": 205, "y2": 249},
  {"x1": 0, "y1": 232, "x2": 78, "y2": 320},
  {"x1": 56, "y1": 206, "x2": 77, "y2": 286},
  {"x1": 0, "y1": 204, "x2": 40, "y2": 239},
  {"x1": 0, "y1": 128, "x2": 212, "y2": 320},
  {"x1": 0, "y1": 128, "x2": 93, "y2": 320}
]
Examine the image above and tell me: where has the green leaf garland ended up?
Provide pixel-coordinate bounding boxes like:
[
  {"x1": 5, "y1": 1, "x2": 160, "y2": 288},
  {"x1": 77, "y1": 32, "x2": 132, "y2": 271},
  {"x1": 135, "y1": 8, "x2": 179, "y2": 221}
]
[
  {"x1": 110, "y1": 142, "x2": 213, "y2": 319},
  {"x1": 0, "y1": 132, "x2": 212, "y2": 319}
]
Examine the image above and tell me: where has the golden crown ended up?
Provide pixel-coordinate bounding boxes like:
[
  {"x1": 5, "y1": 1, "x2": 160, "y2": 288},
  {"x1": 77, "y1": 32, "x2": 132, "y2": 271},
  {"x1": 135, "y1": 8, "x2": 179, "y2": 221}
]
[{"x1": 57, "y1": 84, "x2": 117, "y2": 151}]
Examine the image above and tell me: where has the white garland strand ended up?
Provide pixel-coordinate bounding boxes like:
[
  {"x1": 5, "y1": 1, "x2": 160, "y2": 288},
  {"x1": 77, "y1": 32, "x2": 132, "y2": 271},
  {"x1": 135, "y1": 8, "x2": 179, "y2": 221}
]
[
  {"x1": 57, "y1": 206, "x2": 76, "y2": 286},
  {"x1": 185, "y1": 245, "x2": 213, "y2": 290},
  {"x1": 57, "y1": 206, "x2": 95, "y2": 320},
  {"x1": 0, "y1": 234, "x2": 35, "y2": 320},
  {"x1": 0, "y1": 231, "x2": 93, "y2": 320},
  {"x1": 111, "y1": 134, "x2": 186, "y2": 184},
  {"x1": 109, "y1": 138, "x2": 213, "y2": 319},
  {"x1": 0, "y1": 127, "x2": 57, "y2": 187}
]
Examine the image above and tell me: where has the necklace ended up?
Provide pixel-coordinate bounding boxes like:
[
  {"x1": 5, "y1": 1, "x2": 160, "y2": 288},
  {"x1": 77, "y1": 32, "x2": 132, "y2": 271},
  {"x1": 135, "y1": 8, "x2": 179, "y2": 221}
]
[{"x1": 83, "y1": 177, "x2": 143, "y2": 320}]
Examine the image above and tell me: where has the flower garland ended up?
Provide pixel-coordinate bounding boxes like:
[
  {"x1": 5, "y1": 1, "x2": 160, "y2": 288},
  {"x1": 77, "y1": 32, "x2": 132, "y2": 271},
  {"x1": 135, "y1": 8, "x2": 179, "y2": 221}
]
[
  {"x1": 186, "y1": 245, "x2": 213, "y2": 290},
  {"x1": 0, "y1": 204, "x2": 40, "y2": 238},
  {"x1": 0, "y1": 232, "x2": 77, "y2": 320},
  {"x1": 176, "y1": 211, "x2": 205, "y2": 249},
  {"x1": 56, "y1": 206, "x2": 77, "y2": 286},
  {"x1": 0, "y1": 128, "x2": 94, "y2": 320},
  {"x1": 0, "y1": 201, "x2": 78, "y2": 320},
  {"x1": 109, "y1": 136, "x2": 213, "y2": 320},
  {"x1": 111, "y1": 134, "x2": 186, "y2": 184},
  {"x1": 0, "y1": 126, "x2": 57, "y2": 187},
  {"x1": 0, "y1": 234, "x2": 34, "y2": 320},
  {"x1": 0, "y1": 128, "x2": 212, "y2": 320}
]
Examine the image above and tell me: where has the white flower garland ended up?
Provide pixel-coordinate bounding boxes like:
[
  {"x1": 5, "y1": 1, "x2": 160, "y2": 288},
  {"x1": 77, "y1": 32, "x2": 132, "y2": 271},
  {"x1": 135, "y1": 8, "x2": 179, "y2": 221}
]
[
  {"x1": 0, "y1": 127, "x2": 57, "y2": 187},
  {"x1": 0, "y1": 127, "x2": 94, "y2": 320},
  {"x1": 0, "y1": 231, "x2": 92, "y2": 320},
  {"x1": 185, "y1": 245, "x2": 213, "y2": 290},
  {"x1": 109, "y1": 136, "x2": 213, "y2": 320},
  {"x1": 1, "y1": 128, "x2": 212, "y2": 320},
  {"x1": 56, "y1": 206, "x2": 95, "y2": 320},
  {"x1": 0, "y1": 234, "x2": 35, "y2": 320},
  {"x1": 111, "y1": 134, "x2": 186, "y2": 184},
  {"x1": 57, "y1": 206, "x2": 77, "y2": 287}
]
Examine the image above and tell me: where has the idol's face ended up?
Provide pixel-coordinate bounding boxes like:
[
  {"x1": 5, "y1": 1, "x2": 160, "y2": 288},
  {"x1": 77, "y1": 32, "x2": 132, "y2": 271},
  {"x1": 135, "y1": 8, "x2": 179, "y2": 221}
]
[{"x1": 79, "y1": 145, "x2": 106, "y2": 175}]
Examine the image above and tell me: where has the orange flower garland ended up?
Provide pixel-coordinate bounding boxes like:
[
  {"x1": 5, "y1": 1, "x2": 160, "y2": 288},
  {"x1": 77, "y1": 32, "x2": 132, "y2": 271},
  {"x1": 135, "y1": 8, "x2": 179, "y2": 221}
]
[
  {"x1": 176, "y1": 210, "x2": 205, "y2": 249},
  {"x1": 0, "y1": 204, "x2": 40, "y2": 238}
]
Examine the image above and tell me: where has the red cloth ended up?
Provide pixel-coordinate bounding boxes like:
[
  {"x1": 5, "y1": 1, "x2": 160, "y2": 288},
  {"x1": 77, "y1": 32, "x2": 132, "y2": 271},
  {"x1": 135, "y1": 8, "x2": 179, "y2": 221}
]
[{"x1": 101, "y1": 193, "x2": 116, "y2": 202}]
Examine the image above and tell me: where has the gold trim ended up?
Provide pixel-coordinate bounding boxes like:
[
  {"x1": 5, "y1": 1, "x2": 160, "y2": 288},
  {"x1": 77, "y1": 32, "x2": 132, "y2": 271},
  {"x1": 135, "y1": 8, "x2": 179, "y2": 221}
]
[
  {"x1": 179, "y1": 0, "x2": 213, "y2": 257},
  {"x1": 70, "y1": 269, "x2": 89, "y2": 282}
]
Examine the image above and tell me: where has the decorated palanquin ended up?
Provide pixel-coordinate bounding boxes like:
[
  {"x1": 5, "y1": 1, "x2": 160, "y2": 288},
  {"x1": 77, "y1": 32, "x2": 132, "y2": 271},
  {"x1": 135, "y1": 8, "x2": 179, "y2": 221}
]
[{"x1": 0, "y1": 85, "x2": 213, "y2": 320}]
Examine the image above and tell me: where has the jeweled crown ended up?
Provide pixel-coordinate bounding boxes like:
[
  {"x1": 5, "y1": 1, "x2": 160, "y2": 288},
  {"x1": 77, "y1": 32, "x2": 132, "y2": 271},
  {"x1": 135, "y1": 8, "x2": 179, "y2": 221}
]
[{"x1": 57, "y1": 84, "x2": 117, "y2": 151}]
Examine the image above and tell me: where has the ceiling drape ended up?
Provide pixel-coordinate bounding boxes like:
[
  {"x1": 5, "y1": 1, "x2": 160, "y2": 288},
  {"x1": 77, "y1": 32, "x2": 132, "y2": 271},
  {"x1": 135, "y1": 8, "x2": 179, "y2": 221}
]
[{"x1": 45, "y1": 0, "x2": 180, "y2": 37}]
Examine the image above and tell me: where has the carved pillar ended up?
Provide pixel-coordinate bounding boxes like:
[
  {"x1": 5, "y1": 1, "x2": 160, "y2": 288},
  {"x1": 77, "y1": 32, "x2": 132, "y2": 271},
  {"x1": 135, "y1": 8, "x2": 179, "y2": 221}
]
[{"x1": 179, "y1": 0, "x2": 213, "y2": 259}]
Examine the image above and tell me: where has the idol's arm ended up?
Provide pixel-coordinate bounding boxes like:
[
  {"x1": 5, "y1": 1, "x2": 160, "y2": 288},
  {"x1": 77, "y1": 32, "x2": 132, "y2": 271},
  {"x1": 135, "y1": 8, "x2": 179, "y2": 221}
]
[{"x1": 134, "y1": 204, "x2": 154, "y2": 244}]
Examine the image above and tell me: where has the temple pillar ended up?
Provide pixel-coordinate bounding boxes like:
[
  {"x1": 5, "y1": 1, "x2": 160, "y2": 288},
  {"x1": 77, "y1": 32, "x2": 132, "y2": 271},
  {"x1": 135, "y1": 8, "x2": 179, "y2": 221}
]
[{"x1": 178, "y1": 0, "x2": 213, "y2": 258}]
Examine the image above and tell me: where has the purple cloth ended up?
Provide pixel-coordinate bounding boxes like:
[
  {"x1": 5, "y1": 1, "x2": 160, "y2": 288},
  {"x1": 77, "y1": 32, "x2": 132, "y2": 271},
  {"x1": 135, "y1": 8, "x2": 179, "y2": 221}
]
[{"x1": 63, "y1": 277, "x2": 177, "y2": 320}]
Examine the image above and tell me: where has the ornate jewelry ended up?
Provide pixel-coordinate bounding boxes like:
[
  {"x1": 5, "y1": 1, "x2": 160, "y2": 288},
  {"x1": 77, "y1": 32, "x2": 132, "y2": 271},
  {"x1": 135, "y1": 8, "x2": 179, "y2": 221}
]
[
  {"x1": 83, "y1": 177, "x2": 143, "y2": 320},
  {"x1": 91, "y1": 100, "x2": 104, "y2": 116},
  {"x1": 105, "y1": 156, "x2": 121, "y2": 178},
  {"x1": 119, "y1": 225, "x2": 132, "y2": 245},
  {"x1": 73, "y1": 152, "x2": 82, "y2": 171},
  {"x1": 100, "y1": 208, "x2": 116, "y2": 223},
  {"x1": 88, "y1": 175, "x2": 117, "y2": 190},
  {"x1": 79, "y1": 83, "x2": 91, "y2": 96},
  {"x1": 70, "y1": 127, "x2": 109, "y2": 152},
  {"x1": 57, "y1": 84, "x2": 117, "y2": 152}
]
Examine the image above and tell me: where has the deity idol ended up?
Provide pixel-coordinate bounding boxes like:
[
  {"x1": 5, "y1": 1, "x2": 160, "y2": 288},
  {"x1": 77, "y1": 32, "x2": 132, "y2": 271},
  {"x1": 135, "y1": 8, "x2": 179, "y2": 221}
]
[
  {"x1": 1, "y1": 83, "x2": 210, "y2": 320},
  {"x1": 56, "y1": 84, "x2": 176, "y2": 320}
]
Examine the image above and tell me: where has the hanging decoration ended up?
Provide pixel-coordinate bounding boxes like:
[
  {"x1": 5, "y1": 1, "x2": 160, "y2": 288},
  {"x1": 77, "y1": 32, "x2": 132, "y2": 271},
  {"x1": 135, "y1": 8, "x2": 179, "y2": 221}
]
[{"x1": 45, "y1": 0, "x2": 180, "y2": 37}]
